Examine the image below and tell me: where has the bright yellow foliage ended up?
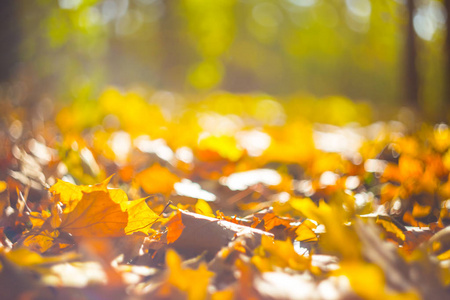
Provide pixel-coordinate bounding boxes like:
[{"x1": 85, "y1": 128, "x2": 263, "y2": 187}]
[{"x1": 163, "y1": 249, "x2": 214, "y2": 300}]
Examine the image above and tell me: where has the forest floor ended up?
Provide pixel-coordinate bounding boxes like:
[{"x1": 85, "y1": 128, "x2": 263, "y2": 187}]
[{"x1": 1, "y1": 88, "x2": 450, "y2": 299}]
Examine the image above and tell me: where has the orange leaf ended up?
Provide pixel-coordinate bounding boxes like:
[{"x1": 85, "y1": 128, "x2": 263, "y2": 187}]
[
  {"x1": 399, "y1": 155, "x2": 423, "y2": 179},
  {"x1": 403, "y1": 229, "x2": 433, "y2": 253},
  {"x1": 135, "y1": 164, "x2": 179, "y2": 196},
  {"x1": 47, "y1": 180, "x2": 162, "y2": 238},
  {"x1": 403, "y1": 211, "x2": 427, "y2": 227},
  {"x1": 167, "y1": 211, "x2": 185, "y2": 244},
  {"x1": 59, "y1": 190, "x2": 128, "y2": 237},
  {"x1": 412, "y1": 202, "x2": 432, "y2": 219},
  {"x1": 262, "y1": 213, "x2": 291, "y2": 231}
]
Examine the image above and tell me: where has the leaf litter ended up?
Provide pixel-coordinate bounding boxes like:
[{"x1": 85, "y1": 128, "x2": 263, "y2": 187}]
[{"x1": 1, "y1": 89, "x2": 450, "y2": 299}]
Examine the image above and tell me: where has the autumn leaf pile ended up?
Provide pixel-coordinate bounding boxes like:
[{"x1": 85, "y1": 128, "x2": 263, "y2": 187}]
[{"x1": 1, "y1": 88, "x2": 450, "y2": 299}]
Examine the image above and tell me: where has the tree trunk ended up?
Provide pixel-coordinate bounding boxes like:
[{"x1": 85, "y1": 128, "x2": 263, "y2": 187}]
[
  {"x1": 0, "y1": 0, "x2": 20, "y2": 83},
  {"x1": 443, "y1": 0, "x2": 450, "y2": 121},
  {"x1": 404, "y1": 0, "x2": 419, "y2": 111}
]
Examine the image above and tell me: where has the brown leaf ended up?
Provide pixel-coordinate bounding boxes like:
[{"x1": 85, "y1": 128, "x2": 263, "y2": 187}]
[
  {"x1": 355, "y1": 219, "x2": 447, "y2": 299},
  {"x1": 163, "y1": 210, "x2": 273, "y2": 259}
]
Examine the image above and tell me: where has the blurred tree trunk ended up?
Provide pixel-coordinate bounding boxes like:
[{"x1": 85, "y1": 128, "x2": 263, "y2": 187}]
[
  {"x1": 160, "y1": 0, "x2": 187, "y2": 91},
  {"x1": 404, "y1": 0, "x2": 419, "y2": 111},
  {"x1": 0, "y1": 0, "x2": 20, "y2": 83},
  {"x1": 444, "y1": 0, "x2": 450, "y2": 121}
]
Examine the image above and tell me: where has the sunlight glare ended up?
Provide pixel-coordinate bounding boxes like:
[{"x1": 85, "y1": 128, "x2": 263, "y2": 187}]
[
  {"x1": 223, "y1": 169, "x2": 282, "y2": 191},
  {"x1": 174, "y1": 179, "x2": 216, "y2": 202}
]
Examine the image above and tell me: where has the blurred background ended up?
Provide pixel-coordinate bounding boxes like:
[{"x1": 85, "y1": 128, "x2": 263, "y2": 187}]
[{"x1": 0, "y1": 0, "x2": 449, "y2": 121}]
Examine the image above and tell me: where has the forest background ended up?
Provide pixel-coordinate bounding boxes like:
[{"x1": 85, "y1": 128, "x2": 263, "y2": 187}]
[{"x1": 1, "y1": 0, "x2": 449, "y2": 121}]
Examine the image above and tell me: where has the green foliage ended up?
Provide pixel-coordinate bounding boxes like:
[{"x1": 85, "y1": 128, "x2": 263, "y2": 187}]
[{"x1": 17, "y1": 0, "x2": 449, "y2": 118}]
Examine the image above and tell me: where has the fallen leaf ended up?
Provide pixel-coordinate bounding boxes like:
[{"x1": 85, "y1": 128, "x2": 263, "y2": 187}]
[
  {"x1": 164, "y1": 210, "x2": 273, "y2": 258},
  {"x1": 251, "y1": 235, "x2": 311, "y2": 272},
  {"x1": 49, "y1": 177, "x2": 111, "y2": 213},
  {"x1": 261, "y1": 212, "x2": 291, "y2": 231},
  {"x1": 163, "y1": 249, "x2": 214, "y2": 300},
  {"x1": 59, "y1": 190, "x2": 128, "y2": 237},
  {"x1": 22, "y1": 229, "x2": 61, "y2": 253},
  {"x1": 195, "y1": 199, "x2": 215, "y2": 217},
  {"x1": 123, "y1": 196, "x2": 161, "y2": 235},
  {"x1": 167, "y1": 211, "x2": 185, "y2": 244},
  {"x1": 295, "y1": 219, "x2": 318, "y2": 242},
  {"x1": 135, "y1": 164, "x2": 179, "y2": 196}
]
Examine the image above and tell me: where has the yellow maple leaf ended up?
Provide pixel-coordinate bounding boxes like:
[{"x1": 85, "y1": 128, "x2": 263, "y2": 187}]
[
  {"x1": 49, "y1": 177, "x2": 110, "y2": 213},
  {"x1": 59, "y1": 190, "x2": 128, "y2": 237},
  {"x1": 59, "y1": 189, "x2": 162, "y2": 237},
  {"x1": 28, "y1": 179, "x2": 162, "y2": 248},
  {"x1": 123, "y1": 197, "x2": 161, "y2": 235},
  {"x1": 162, "y1": 249, "x2": 213, "y2": 300}
]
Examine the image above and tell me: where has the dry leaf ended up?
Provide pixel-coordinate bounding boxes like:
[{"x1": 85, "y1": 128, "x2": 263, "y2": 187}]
[
  {"x1": 164, "y1": 210, "x2": 273, "y2": 258},
  {"x1": 167, "y1": 211, "x2": 185, "y2": 244},
  {"x1": 59, "y1": 190, "x2": 128, "y2": 237}
]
